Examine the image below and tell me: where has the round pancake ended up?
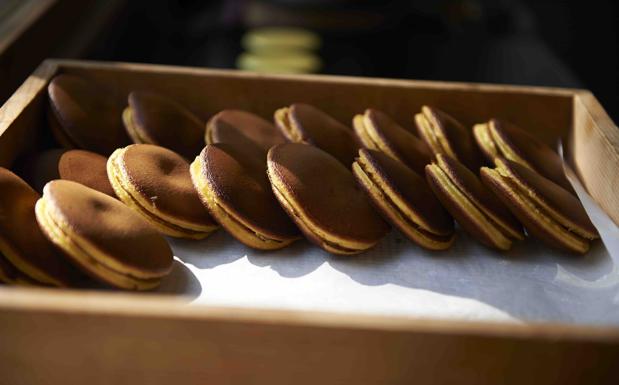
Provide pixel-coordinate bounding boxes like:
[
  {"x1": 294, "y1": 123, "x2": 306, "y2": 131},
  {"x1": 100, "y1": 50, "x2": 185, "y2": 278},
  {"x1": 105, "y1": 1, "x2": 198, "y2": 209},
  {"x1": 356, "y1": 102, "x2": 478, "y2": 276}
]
[
  {"x1": 473, "y1": 119, "x2": 572, "y2": 191},
  {"x1": 353, "y1": 149, "x2": 455, "y2": 250},
  {"x1": 353, "y1": 108, "x2": 432, "y2": 175},
  {"x1": 191, "y1": 144, "x2": 299, "y2": 250},
  {"x1": 480, "y1": 157, "x2": 597, "y2": 254},
  {"x1": 493, "y1": 158, "x2": 597, "y2": 239},
  {"x1": 267, "y1": 143, "x2": 389, "y2": 254},
  {"x1": 47, "y1": 74, "x2": 129, "y2": 155},
  {"x1": 35, "y1": 180, "x2": 174, "y2": 290},
  {"x1": 58, "y1": 150, "x2": 116, "y2": 197},
  {"x1": 480, "y1": 170, "x2": 593, "y2": 254},
  {"x1": 108, "y1": 144, "x2": 218, "y2": 239},
  {"x1": 0, "y1": 168, "x2": 82, "y2": 286},
  {"x1": 425, "y1": 154, "x2": 524, "y2": 250},
  {"x1": 123, "y1": 91, "x2": 205, "y2": 159},
  {"x1": 206, "y1": 109, "x2": 287, "y2": 154},
  {"x1": 415, "y1": 105, "x2": 482, "y2": 170},
  {"x1": 274, "y1": 103, "x2": 358, "y2": 166}
]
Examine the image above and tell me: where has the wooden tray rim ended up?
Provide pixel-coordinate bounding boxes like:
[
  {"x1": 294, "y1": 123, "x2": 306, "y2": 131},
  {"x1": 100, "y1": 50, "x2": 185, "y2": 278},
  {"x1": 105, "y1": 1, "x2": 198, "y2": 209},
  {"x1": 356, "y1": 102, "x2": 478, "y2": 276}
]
[{"x1": 1, "y1": 59, "x2": 618, "y2": 344}]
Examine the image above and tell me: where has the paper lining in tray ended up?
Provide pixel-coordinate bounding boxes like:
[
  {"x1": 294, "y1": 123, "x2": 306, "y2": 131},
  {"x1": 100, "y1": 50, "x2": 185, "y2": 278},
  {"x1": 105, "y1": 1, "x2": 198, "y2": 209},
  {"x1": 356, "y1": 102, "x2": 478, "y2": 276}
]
[{"x1": 153, "y1": 161, "x2": 619, "y2": 326}]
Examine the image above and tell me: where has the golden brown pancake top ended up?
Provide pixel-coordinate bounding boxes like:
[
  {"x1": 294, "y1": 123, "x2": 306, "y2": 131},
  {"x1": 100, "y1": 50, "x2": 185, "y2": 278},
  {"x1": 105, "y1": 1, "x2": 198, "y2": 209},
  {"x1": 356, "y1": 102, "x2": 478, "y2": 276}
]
[
  {"x1": 120, "y1": 144, "x2": 216, "y2": 227},
  {"x1": 288, "y1": 103, "x2": 359, "y2": 166},
  {"x1": 209, "y1": 110, "x2": 287, "y2": 154},
  {"x1": 128, "y1": 91, "x2": 205, "y2": 159},
  {"x1": 268, "y1": 143, "x2": 388, "y2": 243},
  {"x1": 367, "y1": 108, "x2": 432, "y2": 175},
  {"x1": 200, "y1": 143, "x2": 299, "y2": 239},
  {"x1": 59, "y1": 150, "x2": 116, "y2": 198},
  {"x1": 48, "y1": 74, "x2": 129, "y2": 155},
  {"x1": 359, "y1": 149, "x2": 453, "y2": 235},
  {"x1": 0, "y1": 168, "x2": 81, "y2": 285},
  {"x1": 490, "y1": 119, "x2": 571, "y2": 191},
  {"x1": 43, "y1": 180, "x2": 173, "y2": 275}
]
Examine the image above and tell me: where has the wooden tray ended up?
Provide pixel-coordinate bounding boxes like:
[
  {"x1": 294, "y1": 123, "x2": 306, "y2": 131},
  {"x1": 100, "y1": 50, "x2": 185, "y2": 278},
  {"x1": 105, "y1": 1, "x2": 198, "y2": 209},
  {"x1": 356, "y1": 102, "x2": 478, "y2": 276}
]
[{"x1": 0, "y1": 59, "x2": 618, "y2": 385}]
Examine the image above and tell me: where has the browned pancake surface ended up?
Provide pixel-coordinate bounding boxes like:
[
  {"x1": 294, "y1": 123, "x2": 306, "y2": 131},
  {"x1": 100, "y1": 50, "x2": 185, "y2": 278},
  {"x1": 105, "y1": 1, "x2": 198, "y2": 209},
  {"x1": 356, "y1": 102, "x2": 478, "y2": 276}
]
[
  {"x1": 48, "y1": 74, "x2": 129, "y2": 155},
  {"x1": 209, "y1": 110, "x2": 286, "y2": 153},
  {"x1": 128, "y1": 91, "x2": 204, "y2": 159},
  {"x1": 438, "y1": 154, "x2": 522, "y2": 236},
  {"x1": 288, "y1": 103, "x2": 358, "y2": 166},
  {"x1": 44, "y1": 180, "x2": 173, "y2": 275},
  {"x1": 498, "y1": 158, "x2": 596, "y2": 235},
  {"x1": 201, "y1": 144, "x2": 299, "y2": 239},
  {"x1": 361, "y1": 149, "x2": 453, "y2": 235},
  {"x1": 59, "y1": 150, "x2": 116, "y2": 197},
  {"x1": 423, "y1": 106, "x2": 482, "y2": 170},
  {"x1": 490, "y1": 119, "x2": 571, "y2": 190},
  {"x1": 268, "y1": 143, "x2": 388, "y2": 244},
  {"x1": 367, "y1": 109, "x2": 432, "y2": 175},
  {"x1": 121, "y1": 144, "x2": 216, "y2": 226}
]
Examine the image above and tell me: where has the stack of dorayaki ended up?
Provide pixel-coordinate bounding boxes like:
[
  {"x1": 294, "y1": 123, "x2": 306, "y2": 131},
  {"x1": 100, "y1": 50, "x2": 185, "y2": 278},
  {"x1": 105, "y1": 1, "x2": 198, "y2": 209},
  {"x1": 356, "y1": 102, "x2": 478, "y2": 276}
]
[{"x1": 0, "y1": 74, "x2": 600, "y2": 291}]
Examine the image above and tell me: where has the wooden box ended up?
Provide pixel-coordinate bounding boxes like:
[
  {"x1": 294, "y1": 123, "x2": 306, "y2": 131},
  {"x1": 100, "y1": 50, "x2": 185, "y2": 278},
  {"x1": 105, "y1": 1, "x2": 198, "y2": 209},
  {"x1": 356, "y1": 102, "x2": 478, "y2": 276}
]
[{"x1": 0, "y1": 59, "x2": 618, "y2": 385}]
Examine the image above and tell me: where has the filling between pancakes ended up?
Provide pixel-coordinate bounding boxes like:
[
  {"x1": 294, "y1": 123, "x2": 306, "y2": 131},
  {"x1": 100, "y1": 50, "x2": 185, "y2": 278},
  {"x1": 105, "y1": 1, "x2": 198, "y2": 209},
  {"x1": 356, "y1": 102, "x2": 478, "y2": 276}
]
[{"x1": 415, "y1": 111, "x2": 454, "y2": 159}]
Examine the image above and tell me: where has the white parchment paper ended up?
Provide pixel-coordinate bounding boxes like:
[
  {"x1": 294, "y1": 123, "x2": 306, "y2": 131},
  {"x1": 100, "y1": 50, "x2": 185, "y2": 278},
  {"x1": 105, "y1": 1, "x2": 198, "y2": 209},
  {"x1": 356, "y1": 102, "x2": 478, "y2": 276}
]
[{"x1": 156, "y1": 165, "x2": 619, "y2": 325}]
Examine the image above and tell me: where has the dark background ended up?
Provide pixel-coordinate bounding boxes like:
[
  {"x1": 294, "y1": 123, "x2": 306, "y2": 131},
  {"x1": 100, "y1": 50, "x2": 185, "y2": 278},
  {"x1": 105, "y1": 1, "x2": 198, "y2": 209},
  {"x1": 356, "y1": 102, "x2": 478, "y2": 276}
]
[
  {"x1": 1, "y1": 0, "x2": 617, "y2": 121},
  {"x1": 83, "y1": 0, "x2": 618, "y2": 122}
]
